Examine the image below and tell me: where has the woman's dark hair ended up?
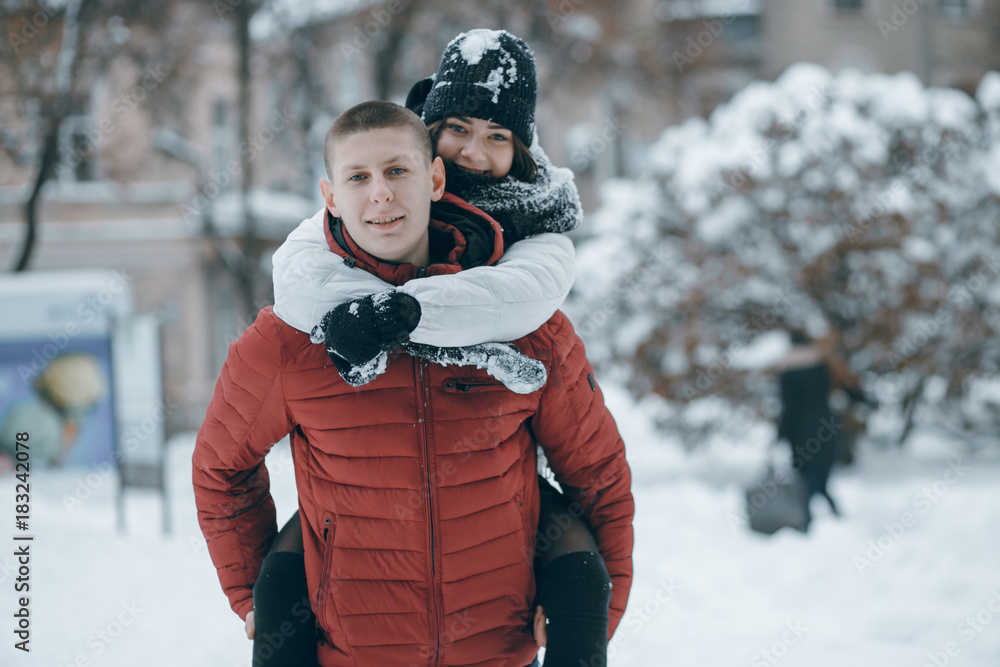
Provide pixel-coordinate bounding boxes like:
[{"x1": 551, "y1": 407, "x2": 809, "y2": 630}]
[
  {"x1": 426, "y1": 119, "x2": 538, "y2": 183},
  {"x1": 509, "y1": 133, "x2": 538, "y2": 183}
]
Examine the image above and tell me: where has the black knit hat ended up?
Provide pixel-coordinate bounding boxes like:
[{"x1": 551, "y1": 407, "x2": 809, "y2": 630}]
[{"x1": 419, "y1": 29, "x2": 537, "y2": 146}]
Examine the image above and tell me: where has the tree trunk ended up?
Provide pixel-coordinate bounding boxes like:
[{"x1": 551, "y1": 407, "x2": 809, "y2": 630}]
[
  {"x1": 11, "y1": 0, "x2": 88, "y2": 272},
  {"x1": 372, "y1": 0, "x2": 419, "y2": 100},
  {"x1": 236, "y1": 0, "x2": 258, "y2": 321},
  {"x1": 291, "y1": 27, "x2": 323, "y2": 198},
  {"x1": 13, "y1": 123, "x2": 60, "y2": 272}
]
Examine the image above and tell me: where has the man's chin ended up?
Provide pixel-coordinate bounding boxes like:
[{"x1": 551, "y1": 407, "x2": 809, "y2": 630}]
[
  {"x1": 358, "y1": 237, "x2": 421, "y2": 265},
  {"x1": 346, "y1": 220, "x2": 429, "y2": 265}
]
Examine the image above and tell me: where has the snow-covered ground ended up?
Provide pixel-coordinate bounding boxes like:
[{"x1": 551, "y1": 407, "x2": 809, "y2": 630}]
[{"x1": 1, "y1": 383, "x2": 998, "y2": 667}]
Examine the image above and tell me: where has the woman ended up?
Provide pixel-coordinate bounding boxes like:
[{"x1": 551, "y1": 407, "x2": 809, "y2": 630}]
[
  {"x1": 256, "y1": 29, "x2": 612, "y2": 667},
  {"x1": 776, "y1": 329, "x2": 875, "y2": 524}
]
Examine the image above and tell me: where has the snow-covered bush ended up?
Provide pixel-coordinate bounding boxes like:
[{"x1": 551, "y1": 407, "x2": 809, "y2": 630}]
[{"x1": 568, "y1": 64, "x2": 1000, "y2": 449}]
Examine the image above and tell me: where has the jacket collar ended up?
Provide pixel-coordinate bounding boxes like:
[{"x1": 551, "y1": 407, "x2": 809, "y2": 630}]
[{"x1": 323, "y1": 191, "x2": 504, "y2": 287}]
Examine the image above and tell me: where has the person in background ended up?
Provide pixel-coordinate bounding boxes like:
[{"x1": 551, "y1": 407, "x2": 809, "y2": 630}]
[{"x1": 775, "y1": 329, "x2": 875, "y2": 523}]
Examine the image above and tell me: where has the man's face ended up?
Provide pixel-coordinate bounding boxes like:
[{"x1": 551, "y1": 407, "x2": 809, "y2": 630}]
[{"x1": 321, "y1": 127, "x2": 446, "y2": 267}]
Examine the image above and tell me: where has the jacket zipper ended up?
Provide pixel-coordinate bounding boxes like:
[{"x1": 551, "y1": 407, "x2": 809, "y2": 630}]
[
  {"x1": 416, "y1": 358, "x2": 442, "y2": 666},
  {"x1": 316, "y1": 513, "x2": 336, "y2": 647}
]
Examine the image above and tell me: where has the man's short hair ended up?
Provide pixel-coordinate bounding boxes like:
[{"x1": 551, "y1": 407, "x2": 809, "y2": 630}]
[{"x1": 323, "y1": 101, "x2": 433, "y2": 178}]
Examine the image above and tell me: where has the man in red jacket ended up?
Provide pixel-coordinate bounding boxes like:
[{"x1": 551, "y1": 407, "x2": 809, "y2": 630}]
[{"x1": 192, "y1": 101, "x2": 633, "y2": 667}]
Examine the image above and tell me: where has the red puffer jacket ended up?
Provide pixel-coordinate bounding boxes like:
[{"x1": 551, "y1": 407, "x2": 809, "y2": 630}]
[{"x1": 192, "y1": 194, "x2": 634, "y2": 667}]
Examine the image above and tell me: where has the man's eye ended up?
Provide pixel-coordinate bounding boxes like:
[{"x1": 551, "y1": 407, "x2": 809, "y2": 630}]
[
  {"x1": 349, "y1": 174, "x2": 366, "y2": 182},
  {"x1": 389, "y1": 167, "x2": 407, "y2": 175}
]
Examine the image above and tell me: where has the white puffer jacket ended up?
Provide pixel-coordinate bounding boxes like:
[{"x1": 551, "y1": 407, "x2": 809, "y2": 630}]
[{"x1": 271, "y1": 207, "x2": 576, "y2": 346}]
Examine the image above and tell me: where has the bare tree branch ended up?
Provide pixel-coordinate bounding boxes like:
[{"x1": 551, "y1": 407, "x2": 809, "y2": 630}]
[{"x1": 12, "y1": 0, "x2": 91, "y2": 272}]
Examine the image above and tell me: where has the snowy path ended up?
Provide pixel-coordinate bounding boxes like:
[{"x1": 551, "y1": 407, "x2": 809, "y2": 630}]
[{"x1": 1, "y1": 385, "x2": 998, "y2": 666}]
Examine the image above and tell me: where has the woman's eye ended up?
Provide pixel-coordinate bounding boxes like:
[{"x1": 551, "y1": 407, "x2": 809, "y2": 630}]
[
  {"x1": 447, "y1": 124, "x2": 467, "y2": 134},
  {"x1": 490, "y1": 133, "x2": 509, "y2": 142}
]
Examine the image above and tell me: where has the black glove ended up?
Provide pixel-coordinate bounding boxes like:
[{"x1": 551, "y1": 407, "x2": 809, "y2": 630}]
[
  {"x1": 320, "y1": 290, "x2": 422, "y2": 367},
  {"x1": 845, "y1": 386, "x2": 878, "y2": 409},
  {"x1": 324, "y1": 347, "x2": 356, "y2": 381}
]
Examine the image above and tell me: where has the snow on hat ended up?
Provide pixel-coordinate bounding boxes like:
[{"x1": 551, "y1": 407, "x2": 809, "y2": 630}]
[{"x1": 421, "y1": 29, "x2": 537, "y2": 146}]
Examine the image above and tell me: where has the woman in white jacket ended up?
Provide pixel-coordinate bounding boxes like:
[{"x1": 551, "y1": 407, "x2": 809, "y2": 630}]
[
  {"x1": 252, "y1": 30, "x2": 612, "y2": 667},
  {"x1": 272, "y1": 32, "x2": 579, "y2": 381}
]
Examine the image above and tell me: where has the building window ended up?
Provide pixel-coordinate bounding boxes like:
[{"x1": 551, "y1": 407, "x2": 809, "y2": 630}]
[
  {"x1": 721, "y1": 14, "x2": 762, "y2": 61},
  {"x1": 210, "y1": 100, "x2": 236, "y2": 184},
  {"x1": 831, "y1": 0, "x2": 864, "y2": 9},
  {"x1": 938, "y1": 0, "x2": 970, "y2": 18}
]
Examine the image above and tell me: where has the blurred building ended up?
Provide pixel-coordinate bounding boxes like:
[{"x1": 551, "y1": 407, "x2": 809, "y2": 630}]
[{"x1": 762, "y1": 0, "x2": 1000, "y2": 94}]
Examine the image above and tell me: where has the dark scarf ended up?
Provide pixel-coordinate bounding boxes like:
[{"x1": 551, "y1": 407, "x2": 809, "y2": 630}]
[{"x1": 442, "y1": 143, "x2": 583, "y2": 248}]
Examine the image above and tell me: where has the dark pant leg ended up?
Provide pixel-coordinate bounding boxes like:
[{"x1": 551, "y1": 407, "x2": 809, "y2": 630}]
[
  {"x1": 809, "y1": 464, "x2": 840, "y2": 516},
  {"x1": 801, "y1": 463, "x2": 840, "y2": 518},
  {"x1": 252, "y1": 510, "x2": 318, "y2": 667},
  {"x1": 535, "y1": 476, "x2": 599, "y2": 566},
  {"x1": 534, "y1": 476, "x2": 611, "y2": 667}
]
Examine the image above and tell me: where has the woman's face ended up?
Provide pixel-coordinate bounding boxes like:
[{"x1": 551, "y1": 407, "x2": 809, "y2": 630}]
[{"x1": 434, "y1": 116, "x2": 514, "y2": 178}]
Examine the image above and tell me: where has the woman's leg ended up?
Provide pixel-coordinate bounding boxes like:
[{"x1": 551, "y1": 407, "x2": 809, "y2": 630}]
[
  {"x1": 812, "y1": 464, "x2": 841, "y2": 516},
  {"x1": 252, "y1": 510, "x2": 318, "y2": 667},
  {"x1": 534, "y1": 476, "x2": 612, "y2": 667}
]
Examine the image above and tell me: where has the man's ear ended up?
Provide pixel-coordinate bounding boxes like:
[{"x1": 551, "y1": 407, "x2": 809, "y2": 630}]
[
  {"x1": 319, "y1": 178, "x2": 339, "y2": 216},
  {"x1": 429, "y1": 156, "x2": 446, "y2": 202}
]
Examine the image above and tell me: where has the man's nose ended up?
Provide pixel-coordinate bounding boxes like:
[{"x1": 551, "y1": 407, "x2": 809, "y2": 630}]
[{"x1": 369, "y1": 176, "x2": 393, "y2": 203}]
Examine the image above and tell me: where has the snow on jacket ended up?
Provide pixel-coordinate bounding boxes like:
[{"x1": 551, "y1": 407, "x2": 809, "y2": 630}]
[
  {"x1": 192, "y1": 195, "x2": 634, "y2": 667},
  {"x1": 272, "y1": 204, "x2": 576, "y2": 349}
]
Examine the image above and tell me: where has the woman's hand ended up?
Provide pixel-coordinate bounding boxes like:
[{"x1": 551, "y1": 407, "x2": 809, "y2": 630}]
[
  {"x1": 533, "y1": 605, "x2": 547, "y2": 647},
  {"x1": 245, "y1": 610, "x2": 255, "y2": 640}
]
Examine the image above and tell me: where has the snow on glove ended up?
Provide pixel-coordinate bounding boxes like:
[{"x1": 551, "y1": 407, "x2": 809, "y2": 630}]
[
  {"x1": 327, "y1": 343, "x2": 545, "y2": 393},
  {"x1": 322, "y1": 347, "x2": 390, "y2": 389},
  {"x1": 330, "y1": 342, "x2": 545, "y2": 392},
  {"x1": 317, "y1": 289, "x2": 422, "y2": 366},
  {"x1": 405, "y1": 342, "x2": 547, "y2": 394},
  {"x1": 336, "y1": 351, "x2": 390, "y2": 388}
]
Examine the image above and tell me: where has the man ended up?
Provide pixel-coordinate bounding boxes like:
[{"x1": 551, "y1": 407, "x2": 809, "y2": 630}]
[{"x1": 192, "y1": 101, "x2": 633, "y2": 667}]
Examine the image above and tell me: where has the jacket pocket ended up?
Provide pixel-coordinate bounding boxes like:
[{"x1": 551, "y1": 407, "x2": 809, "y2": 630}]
[
  {"x1": 514, "y1": 491, "x2": 537, "y2": 611},
  {"x1": 514, "y1": 492, "x2": 528, "y2": 540},
  {"x1": 443, "y1": 377, "x2": 507, "y2": 393},
  {"x1": 315, "y1": 511, "x2": 345, "y2": 646}
]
